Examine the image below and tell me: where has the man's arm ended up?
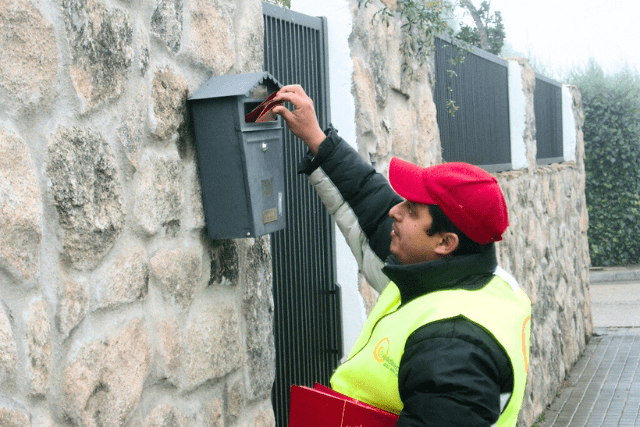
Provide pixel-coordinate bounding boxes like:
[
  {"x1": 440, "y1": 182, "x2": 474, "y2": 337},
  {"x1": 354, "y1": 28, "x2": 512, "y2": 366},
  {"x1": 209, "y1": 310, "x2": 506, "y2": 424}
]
[
  {"x1": 274, "y1": 85, "x2": 401, "y2": 291},
  {"x1": 397, "y1": 318, "x2": 512, "y2": 426}
]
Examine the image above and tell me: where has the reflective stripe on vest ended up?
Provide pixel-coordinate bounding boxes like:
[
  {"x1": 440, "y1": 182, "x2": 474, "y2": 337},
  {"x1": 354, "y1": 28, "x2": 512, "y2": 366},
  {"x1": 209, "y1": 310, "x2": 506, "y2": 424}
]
[{"x1": 330, "y1": 275, "x2": 531, "y2": 426}]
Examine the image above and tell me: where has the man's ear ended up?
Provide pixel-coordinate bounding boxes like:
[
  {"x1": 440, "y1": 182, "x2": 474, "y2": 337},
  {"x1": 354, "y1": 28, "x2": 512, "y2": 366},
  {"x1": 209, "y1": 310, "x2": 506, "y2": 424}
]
[{"x1": 435, "y1": 232, "x2": 459, "y2": 257}]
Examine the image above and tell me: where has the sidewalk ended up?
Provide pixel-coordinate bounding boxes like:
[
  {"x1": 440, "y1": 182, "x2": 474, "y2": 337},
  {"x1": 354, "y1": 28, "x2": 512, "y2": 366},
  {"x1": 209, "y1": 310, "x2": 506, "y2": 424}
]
[{"x1": 535, "y1": 266, "x2": 640, "y2": 427}]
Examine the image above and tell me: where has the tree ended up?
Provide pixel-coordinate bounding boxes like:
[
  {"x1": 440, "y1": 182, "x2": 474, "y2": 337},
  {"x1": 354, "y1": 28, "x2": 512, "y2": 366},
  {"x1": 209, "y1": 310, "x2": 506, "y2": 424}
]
[{"x1": 457, "y1": 1, "x2": 505, "y2": 55}]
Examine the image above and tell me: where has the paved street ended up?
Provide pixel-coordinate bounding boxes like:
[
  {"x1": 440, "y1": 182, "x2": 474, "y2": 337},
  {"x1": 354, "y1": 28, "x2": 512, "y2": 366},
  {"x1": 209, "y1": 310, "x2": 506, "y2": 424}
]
[{"x1": 536, "y1": 268, "x2": 640, "y2": 427}]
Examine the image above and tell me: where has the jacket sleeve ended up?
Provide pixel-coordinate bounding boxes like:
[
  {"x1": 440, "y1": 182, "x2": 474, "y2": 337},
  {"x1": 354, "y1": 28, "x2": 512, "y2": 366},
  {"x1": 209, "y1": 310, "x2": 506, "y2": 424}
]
[
  {"x1": 298, "y1": 127, "x2": 402, "y2": 293},
  {"x1": 396, "y1": 318, "x2": 513, "y2": 426}
]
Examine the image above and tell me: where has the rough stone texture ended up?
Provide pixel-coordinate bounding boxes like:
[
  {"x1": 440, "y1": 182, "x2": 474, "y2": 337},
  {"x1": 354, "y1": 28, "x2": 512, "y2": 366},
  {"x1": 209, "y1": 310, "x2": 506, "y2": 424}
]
[
  {"x1": 63, "y1": 318, "x2": 151, "y2": 427},
  {"x1": 0, "y1": 0, "x2": 58, "y2": 111},
  {"x1": 209, "y1": 239, "x2": 239, "y2": 286},
  {"x1": 151, "y1": 0, "x2": 183, "y2": 53},
  {"x1": 151, "y1": 67, "x2": 189, "y2": 144},
  {"x1": 233, "y1": 0, "x2": 263, "y2": 73},
  {"x1": 238, "y1": 403, "x2": 276, "y2": 427},
  {"x1": 0, "y1": 0, "x2": 274, "y2": 424},
  {"x1": 134, "y1": 152, "x2": 184, "y2": 236},
  {"x1": 26, "y1": 298, "x2": 51, "y2": 397},
  {"x1": 0, "y1": 128, "x2": 43, "y2": 281},
  {"x1": 183, "y1": 300, "x2": 242, "y2": 389},
  {"x1": 241, "y1": 237, "x2": 275, "y2": 399},
  {"x1": 62, "y1": 0, "x2": 133, "y2": 110},
  {"x1": 349, "y1": 1, "x2": 440, "y2": 173},
  {"x1": 0, "y1": 407, "x2": 30, "y2": 427},
  {"x1": 141, "y1": 405, "x2": 187, "y2": 427},
  {"x1": 187, "y1": 0, "x2": 235, "y2": 75},
  {"x1": 186, "y1": 166, "x2": 206, "y2": 230},
  {"x1": 150, "y1": 246, "x2": 202, "y2": 308},
  {"x1": 225, "y1": 374, "x2": 243, "y2": 421},
  {"x1": 194, "y1": 399, "x2": 223, "y2": 427},
  {"x1": 0, "y1": 305, "x2": 17, "y2": 387},
  {"x1": 117, "y1": 91, "x2": 148, "y2": 169},
  {"x1": 57, "y1": 278, "x2": 88, "y2": 337},
  {"x1": 92, "y1": 247, "x2": 149, "y2": 311},
  {"x1": 46, "y1": 127, "x2": 125, "y2": 270},
  {"x1": 154, "y1": 315, "x2": 182, "y2": 383}
]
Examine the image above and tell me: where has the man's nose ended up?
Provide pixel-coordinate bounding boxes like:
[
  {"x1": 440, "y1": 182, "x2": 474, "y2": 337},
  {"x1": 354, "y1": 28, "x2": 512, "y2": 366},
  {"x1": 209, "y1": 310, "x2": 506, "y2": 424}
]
[{"x1": 389, "y1": 203, "x2": 402, "y2": 220}]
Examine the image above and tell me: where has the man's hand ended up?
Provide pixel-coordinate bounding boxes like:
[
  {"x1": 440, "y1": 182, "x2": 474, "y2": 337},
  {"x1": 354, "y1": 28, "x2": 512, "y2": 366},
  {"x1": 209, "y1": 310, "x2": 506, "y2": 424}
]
[{"x1": 272, "y1": 85, "x2": 326, "y2": 155}]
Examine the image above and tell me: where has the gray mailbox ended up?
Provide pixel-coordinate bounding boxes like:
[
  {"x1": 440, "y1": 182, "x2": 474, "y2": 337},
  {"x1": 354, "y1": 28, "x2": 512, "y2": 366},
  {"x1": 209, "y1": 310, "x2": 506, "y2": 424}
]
[{"x1": 188, "y1": 72, "x2": 286, "y2": 239}]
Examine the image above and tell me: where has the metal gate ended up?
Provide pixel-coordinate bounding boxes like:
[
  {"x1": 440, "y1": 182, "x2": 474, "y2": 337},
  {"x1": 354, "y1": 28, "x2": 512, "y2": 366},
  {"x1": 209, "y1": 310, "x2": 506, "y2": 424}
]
[{"x1": 262, "y1": 3, "x2": 342, "y2": 426}]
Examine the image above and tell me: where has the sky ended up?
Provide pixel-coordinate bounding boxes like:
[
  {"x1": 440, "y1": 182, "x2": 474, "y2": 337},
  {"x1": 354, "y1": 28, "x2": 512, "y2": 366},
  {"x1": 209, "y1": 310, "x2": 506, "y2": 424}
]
[{"x1": 460, "y1": 0, "x2": 640, "y2": 80}]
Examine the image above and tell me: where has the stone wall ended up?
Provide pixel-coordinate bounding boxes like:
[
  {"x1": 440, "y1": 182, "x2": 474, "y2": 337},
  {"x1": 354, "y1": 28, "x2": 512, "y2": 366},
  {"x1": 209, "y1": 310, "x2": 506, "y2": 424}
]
[
  {"x1": 348, "y1": 3, "x2": 592, "y2": 427},
  {"x1": 0, "y1": 0, "x2": 275, "y2": 425}
]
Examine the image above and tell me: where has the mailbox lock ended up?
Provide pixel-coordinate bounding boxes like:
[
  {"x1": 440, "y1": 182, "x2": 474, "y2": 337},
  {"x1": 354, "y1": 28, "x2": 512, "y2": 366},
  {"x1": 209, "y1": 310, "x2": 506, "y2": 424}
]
[{"x1": 262, "y1": 142, "x2": 268, "y2": 152}]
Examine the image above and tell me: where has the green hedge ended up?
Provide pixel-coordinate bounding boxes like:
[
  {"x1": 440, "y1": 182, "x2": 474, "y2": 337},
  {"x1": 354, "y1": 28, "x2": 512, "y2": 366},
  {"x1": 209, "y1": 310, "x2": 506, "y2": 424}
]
[{"x1": 568, "y1": 63, "x2": 640, "y2": 266}]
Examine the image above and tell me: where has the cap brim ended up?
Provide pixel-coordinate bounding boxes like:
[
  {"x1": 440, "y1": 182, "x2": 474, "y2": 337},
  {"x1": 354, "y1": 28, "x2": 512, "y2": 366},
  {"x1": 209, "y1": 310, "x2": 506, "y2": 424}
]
[{"x1": 389, "y1": 157, "x2": 435, "y2": 205}]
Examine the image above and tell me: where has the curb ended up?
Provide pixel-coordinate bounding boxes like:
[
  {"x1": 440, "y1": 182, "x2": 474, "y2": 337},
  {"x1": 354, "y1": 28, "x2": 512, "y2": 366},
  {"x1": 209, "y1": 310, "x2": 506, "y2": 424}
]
[{"x1": 589, "y1": 266, "x2": 640, "y2": 283}]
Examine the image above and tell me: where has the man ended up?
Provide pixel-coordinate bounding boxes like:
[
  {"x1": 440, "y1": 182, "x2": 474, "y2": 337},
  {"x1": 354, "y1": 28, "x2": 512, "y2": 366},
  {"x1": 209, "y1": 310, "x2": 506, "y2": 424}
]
[{"x1": 272, "y1": 85, "x2": 531, "y2": 426}]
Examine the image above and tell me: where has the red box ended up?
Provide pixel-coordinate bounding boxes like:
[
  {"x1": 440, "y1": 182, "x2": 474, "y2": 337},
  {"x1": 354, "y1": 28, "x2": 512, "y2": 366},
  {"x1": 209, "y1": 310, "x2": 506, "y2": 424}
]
[{"x1": 289, "y1": 383, "x2": 398, "y2": 427}]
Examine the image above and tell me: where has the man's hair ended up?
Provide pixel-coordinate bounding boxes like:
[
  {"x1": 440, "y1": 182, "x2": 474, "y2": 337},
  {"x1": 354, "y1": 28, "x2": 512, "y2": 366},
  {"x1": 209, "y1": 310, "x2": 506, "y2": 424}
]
[{"x1": 427, "y1": 205, "x2": 492, "y2": 256}]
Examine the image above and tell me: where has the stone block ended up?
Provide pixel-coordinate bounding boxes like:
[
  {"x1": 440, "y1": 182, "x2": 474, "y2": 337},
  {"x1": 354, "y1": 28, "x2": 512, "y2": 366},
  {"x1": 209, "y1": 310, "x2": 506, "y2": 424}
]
[
  {"x1": 241, "y1": 237, "x2": 274, "y2": 399},
  {"x1": 134, "y1": 152, "x2": 184, "y2": 236},
  {"x1": 63, "y1": 318, "x2": 151, "y2": 427},
  {"x1": 62, "y1": 0, "x2": 133, "y2": 110},
  {"x1": 150, "y1": 245, "x2": 202, "y2": 308},
  {"x1": 26, "y1": 298, "x2": 51, "y2": 397},
  {"x1": 233, "y1": 0, "x2": 263, "y2": 73},
  {"x1": 46, "y1": 127, "x2": 125, "y2": 271},
  {"x1": 151, "y1": 0, "x2": 183, "y2": 53},
  {"x1": 183, "y1": 302, "x2": 241, "y2": 388},
  {"x1": 0, "y1": 305, "x2": 17, "y2": 387},
  {"x1": 141, "y1": 405, "x2": 187, "y2": 427},
  {"x1": 0, "y1": 0, "x2": 58, "y2": 111},
  {"x1": 154, "y1": 315, "x2": 182, "y2": 382},
  {"x1": 187, "y1": 0, "x2": 235, "y2": 75},
  {"x1": 194, "y1": 398, "x2": 223, "y2": 427},
  {"x1": 57, "y1": 278, "x2": 88, "y2": 337},
  {"x1": 0, "y1": 128, "x2": 43, "y2": 281},
  {"x1": 0, "y1": 407, "x2": 29, "y2": 427},
  {"x1": 93, "y1": 246, "x2": 149, "y2": 311},
  {"x1": 352, "y1": 59, "x2": 380, "y2": 157},
  {"x1": 117, "y1": 91, "x2": 148, "y2": 170},
  {"x1": 238, "y1": 402, "x2": 275, "y2": 427},
  {"x1": 225, "y1": 375, "x2": 243, "y2": 421},
  {"x1": 186, "y1": 166, "x2": 206, "y2": 230},
  {"x1": 151, "y1": 67, "x2": 189, "y2": 144}
]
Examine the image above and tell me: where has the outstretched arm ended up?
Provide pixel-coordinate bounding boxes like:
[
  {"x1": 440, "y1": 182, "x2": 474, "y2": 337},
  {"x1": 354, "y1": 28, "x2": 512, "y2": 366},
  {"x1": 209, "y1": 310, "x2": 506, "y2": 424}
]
[{"x1": 271, "y1": 85, "x2": 326, "y2": 155}]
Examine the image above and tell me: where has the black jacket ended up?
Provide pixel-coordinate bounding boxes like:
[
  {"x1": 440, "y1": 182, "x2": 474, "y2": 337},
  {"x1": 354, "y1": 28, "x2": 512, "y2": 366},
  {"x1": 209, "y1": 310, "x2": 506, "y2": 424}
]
[{"x1": 300, "y1": 127, "x2": 514, "y2": 426}]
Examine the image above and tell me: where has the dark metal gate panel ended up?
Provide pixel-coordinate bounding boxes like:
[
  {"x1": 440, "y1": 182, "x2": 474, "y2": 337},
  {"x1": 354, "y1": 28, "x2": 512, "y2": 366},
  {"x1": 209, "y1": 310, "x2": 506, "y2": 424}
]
[
  {"x1": 262, "y1": 3, "x2": 341, "y2": 426},
  {"x1": 534, "y1": 73, "x2": 564, "y2": 164},
  {"x1": 434, "y1": 37, "x2": 512, "y2": 172}
]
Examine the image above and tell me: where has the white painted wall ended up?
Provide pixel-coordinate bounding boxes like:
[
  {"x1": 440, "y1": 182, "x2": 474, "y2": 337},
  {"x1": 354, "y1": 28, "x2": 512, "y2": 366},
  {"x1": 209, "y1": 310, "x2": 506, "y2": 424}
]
[
  {"x1": 507, "y1": 61, "x2": 528, "y2": 170},
  {"x1": 289, "y1": 0, "x2": 367, "y2": 360},
  {"x1": 561, "y1": 85, "x2": 577, "y2": 162}
]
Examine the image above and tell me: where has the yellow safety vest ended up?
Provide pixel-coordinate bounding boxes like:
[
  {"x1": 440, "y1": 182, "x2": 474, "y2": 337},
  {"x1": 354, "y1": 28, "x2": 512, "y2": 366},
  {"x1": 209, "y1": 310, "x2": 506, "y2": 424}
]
[{"x1": 330, "y1": 275, "x2": 531, "y2": 426}]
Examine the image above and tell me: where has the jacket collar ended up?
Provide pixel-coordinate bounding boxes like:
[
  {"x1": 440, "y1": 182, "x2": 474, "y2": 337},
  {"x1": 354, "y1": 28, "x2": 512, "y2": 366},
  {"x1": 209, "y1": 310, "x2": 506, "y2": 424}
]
[{"x1": 382, "y1": 244, "x2": 497, "y2": 304}]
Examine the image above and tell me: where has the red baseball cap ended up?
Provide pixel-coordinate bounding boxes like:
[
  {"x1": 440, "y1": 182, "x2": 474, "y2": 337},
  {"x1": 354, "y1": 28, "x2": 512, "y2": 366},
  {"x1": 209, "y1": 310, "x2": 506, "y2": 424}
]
[{"x1": 388, "y1": 157, "x2": 509, "y2": 244}]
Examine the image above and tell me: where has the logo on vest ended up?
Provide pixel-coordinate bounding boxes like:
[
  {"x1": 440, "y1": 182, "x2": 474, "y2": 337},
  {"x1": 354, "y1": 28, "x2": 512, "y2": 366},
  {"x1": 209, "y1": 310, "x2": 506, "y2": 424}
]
[
  {"x1": 374, "y1": 338, "x2": 399, "y2": 377},
  {"x1": 373, "y1": 338, "x2": 389, "y2": 363}
]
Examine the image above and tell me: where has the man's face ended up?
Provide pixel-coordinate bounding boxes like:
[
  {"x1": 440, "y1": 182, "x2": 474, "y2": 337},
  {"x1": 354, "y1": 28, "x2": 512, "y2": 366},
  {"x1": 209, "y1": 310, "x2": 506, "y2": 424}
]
[{"x1": 389, "y1": 200, "x2": 446, "y2": 265}]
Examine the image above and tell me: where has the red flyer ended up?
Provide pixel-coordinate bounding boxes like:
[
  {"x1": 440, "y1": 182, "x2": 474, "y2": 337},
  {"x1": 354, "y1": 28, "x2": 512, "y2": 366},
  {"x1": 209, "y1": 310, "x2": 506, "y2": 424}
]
[{"x1": 245, "y1": 91, "x2": 283, "y2": 123}]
